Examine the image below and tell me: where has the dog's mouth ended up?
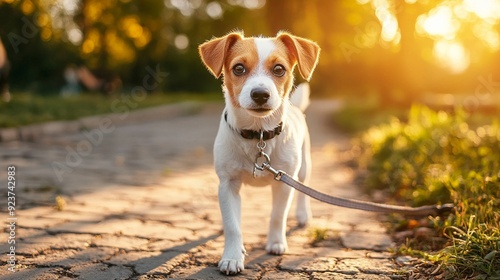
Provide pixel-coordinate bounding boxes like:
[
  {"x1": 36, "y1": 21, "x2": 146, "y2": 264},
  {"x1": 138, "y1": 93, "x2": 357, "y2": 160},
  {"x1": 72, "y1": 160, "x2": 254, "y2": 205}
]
[
  {"x1": 246, "y1": 107, "x2": 274, "y2": 117},
  {"x1": 250, "y1": 108, "x2": 272, "y2": 113}
]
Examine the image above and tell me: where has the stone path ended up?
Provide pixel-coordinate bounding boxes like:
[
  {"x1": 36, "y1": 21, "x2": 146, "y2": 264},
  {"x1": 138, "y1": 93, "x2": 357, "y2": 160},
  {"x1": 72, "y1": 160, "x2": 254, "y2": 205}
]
[{"x1": 0, "y1": 101, "x2": 406, "y2": 279}]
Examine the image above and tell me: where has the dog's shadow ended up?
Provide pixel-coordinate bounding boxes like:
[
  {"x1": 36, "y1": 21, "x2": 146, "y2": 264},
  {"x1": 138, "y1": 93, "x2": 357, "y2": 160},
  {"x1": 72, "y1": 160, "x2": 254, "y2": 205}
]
[{"x1": 132, "y1": 233, "x2": 221, "y2": 276}]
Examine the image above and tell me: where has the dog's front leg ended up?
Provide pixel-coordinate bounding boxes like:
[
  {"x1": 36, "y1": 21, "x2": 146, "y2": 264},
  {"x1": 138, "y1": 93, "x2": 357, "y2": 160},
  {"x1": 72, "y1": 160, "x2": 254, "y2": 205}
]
[
  {"x1": 218, "y1": 178, "x2": 245, "y2": 274},
  {"x1": 266, "y1": 182, "x2": 294, "y2": 255}
]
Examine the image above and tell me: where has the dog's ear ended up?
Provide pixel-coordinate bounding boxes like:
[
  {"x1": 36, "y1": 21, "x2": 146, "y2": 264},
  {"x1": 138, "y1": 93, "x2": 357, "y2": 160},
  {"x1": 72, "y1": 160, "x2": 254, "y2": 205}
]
[
  {"x1": 277, "y1": 32, "x2": 320, "y2": 81},
  {"x1": 199, "y1": 32, "x2": 244, "y2": 78}
]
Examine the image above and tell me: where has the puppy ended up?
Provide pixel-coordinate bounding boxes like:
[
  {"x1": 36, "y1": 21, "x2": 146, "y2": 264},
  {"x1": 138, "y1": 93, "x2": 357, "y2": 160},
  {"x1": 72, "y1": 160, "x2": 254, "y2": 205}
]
[{"x1": 199, "y1": 31, "x2": 320, "y2": 275}]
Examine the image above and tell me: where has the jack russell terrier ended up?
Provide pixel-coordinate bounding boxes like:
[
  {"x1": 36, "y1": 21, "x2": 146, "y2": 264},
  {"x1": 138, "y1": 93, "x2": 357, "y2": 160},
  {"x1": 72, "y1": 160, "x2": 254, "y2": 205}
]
[{"x1": 199, "y1": 31, "x2": 320, "y2": 275}]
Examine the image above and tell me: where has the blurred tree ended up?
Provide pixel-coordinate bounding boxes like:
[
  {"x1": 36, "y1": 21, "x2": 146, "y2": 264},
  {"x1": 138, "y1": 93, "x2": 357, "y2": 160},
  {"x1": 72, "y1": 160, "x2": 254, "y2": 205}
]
[
  {"x1": 0, "y1": 0, "x2": 499, "y2": 99},
  {"x1": 0, "y1": 0, "x2": 80, "y2": 92},
  {"x1": 0, "y1": 0, "x2": 267, "y2": 93},
  {"x1": 356, "y1": 0, "x2": 500, "y2": 103},
  {"x1": 266, "y1": 0, "x2": 500, "y2": 102}
]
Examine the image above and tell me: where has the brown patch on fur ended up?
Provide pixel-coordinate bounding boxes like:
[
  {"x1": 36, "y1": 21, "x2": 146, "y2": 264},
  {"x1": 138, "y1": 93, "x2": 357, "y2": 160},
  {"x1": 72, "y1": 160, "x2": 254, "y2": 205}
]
[
  {"x1": 199, "y1": 32, "x2": 243, "y2": 78},
  {"x1": 266, "y1": 39, "x2": 296, "y2": 99},
  {"x1": 223, "y1": 39, "x2": 259, "y2": 108},
  {"x1": 276, "y1": 32, "x2": 320, "y2": 81}
]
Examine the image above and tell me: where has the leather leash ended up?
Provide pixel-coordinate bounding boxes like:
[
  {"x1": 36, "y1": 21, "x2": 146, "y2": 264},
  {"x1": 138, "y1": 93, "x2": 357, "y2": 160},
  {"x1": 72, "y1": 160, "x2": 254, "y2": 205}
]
[
  {"x1": 251, "y1": 132, "x2": 455, "y2": 216},
  {"x1": 260, "y1": 161, "x2": 454, "y2": 216}
]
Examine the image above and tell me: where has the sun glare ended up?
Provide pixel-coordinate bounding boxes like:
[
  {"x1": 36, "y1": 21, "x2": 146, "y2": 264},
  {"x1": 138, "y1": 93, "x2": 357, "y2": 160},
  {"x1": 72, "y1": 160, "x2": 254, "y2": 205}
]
[
  {"x1": 433, "y1": 40, "x2": 470, "y2": 74},
  {"x1": 417, "y1": 6, "x2": 459, "y2": 40},
  {"x1": 371, "y1": 0, "x2": 401, "y2": 45},
  {"x1": 412, "y1": 0, "x2": 500, "y2": 73},
  {"x1": 463, "y1": 0, "x2": 500, "y2": 22}
]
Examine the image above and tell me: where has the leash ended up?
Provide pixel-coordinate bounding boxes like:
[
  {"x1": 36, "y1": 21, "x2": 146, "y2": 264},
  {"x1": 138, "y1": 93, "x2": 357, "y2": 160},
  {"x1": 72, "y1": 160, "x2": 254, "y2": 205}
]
[{"x1": 252, "y1": 132, "x2": 455, "y2": 216}]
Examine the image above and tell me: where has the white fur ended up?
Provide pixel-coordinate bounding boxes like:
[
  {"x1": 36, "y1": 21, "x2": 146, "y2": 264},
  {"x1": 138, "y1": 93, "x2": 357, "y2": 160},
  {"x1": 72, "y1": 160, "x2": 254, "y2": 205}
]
[
  {"x1": 213, "y1": 38, "x2": 313, "y2": 275},
  {"x1": 290, "y1": 83, "x2": 311, "y2": 112},
  {"x1": 255, "y1": 38, "x2": 276, "y2": 62}
]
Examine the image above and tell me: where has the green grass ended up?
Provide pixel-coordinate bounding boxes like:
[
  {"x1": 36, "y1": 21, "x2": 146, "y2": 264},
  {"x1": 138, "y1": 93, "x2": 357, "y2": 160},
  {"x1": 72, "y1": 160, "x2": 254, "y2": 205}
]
[
  {"x1": 331, "y1": 97, "x2": 407, "y2": 135},
  {"x1": 356, "y1": 105, "x2": 500, "y2": 279},
  {"x1": 0, "y1": 91, "x2": 222, "y2": 128},
  {"x1": 307, "y1": 227, "x2": 341, "y2": 247}
]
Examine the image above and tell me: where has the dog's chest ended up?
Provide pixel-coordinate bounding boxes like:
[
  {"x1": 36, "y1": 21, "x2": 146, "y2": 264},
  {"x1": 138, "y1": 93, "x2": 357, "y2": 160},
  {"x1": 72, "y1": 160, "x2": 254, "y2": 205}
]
[{"x1": 231, "y1": 135, "x2": 299, "y2": 175}]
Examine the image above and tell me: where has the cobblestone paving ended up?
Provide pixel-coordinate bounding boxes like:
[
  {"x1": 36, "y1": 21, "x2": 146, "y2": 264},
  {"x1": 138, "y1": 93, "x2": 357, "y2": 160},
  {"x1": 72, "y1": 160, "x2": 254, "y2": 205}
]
[{"x1": 0, "y1": 101, "x2": 408, "y2": 279}]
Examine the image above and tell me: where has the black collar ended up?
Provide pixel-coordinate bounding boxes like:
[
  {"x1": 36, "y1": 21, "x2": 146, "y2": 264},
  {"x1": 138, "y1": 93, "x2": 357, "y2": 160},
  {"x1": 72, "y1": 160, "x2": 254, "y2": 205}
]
[{"x1": 224, "y1": 112, "x2": 283, "y2": 140}]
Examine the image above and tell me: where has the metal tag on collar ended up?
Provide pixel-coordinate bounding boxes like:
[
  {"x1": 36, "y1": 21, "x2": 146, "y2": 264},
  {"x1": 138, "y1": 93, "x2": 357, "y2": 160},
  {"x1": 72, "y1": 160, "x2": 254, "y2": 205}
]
[
  {"x1": 257, "y1": 130, "x2": 265, "y2": 152},
  {"x1": 253, "y1": 130, "x2": 269, "y2": 178}
]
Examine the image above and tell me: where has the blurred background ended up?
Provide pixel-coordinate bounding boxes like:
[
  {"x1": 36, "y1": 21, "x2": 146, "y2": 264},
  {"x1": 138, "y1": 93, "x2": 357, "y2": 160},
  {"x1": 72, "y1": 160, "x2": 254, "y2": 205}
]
[{"x1": 1, "y1": 0, "x2": 500, "y2": 114}]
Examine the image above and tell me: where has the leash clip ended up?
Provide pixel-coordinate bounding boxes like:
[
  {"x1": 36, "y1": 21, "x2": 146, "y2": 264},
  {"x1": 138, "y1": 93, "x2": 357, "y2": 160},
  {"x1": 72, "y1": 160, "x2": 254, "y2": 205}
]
[
  {"x1": 254, "y1": 151, "x2": 270, "y2": 172},
  {"x1": 262, "y1": 162, "x2": 284, "y2": 180},
  {"x1": 254, "y1": 130, "x2": 269, "y2": 177},
  {"x1": 252, "y1": 129, "x2": 285, "y2": 180},
  {"x1": 254, "y1": 153, "x2": 284, "y2": 180}
]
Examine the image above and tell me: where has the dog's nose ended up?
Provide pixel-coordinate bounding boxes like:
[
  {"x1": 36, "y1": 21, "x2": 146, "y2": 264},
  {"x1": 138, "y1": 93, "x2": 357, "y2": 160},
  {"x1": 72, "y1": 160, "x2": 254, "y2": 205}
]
[{"x1": 251, "y1": 88, "x2": 270, "y2": 105}]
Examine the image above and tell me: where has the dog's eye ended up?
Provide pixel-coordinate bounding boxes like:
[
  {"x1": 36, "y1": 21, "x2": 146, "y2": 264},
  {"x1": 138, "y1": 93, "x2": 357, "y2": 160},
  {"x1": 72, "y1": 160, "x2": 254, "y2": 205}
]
[
  {"x1": 272, "y1": 64, "x2": 286, "y2": 77},
  {"x1": 232, "y1": 64, "x2": 246, "y2": 76}
]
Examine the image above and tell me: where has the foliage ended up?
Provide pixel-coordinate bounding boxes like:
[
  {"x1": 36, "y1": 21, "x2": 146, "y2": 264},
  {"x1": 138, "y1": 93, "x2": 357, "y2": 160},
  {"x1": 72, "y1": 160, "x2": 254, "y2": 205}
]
[
  {"x1": 331, "y1": 95, "x2": 408, "y2": 134},
  {"x1": 307, "y1": 227, "x2": 341, "y2": 247},
  {"x1": 307, "y1": 227, "x2": 330, "y2": 245},
  {"x1": 439, "y1": 217, "x2": 500, "y2": 278},
  {"x1": 360, "y1": 105, "x2": 500, "y2": 278}
]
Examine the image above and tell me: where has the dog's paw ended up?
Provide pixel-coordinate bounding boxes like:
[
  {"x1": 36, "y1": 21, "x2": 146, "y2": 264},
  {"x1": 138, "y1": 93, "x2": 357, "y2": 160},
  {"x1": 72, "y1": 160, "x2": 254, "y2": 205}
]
[
  {"x1": 218, "y1": 258, "x2": 244, "y2": 275},
  {"x1": 266, "y1": 241, "x2": 288, "y2": 255},
  {"x1": 296, "y1": 209, "x2": 311, "y2": 227}
]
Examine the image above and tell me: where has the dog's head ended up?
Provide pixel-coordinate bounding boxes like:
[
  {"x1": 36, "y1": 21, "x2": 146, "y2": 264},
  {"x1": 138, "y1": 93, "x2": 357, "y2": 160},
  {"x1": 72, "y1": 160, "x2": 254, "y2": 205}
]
[{"x1": 199, "y1": 31, "x2": 320, "y2": 118}]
